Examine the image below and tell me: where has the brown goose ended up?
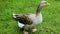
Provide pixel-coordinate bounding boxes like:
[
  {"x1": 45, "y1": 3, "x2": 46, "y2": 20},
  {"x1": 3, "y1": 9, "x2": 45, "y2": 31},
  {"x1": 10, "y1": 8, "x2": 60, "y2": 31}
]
[{"x1": 13, "y1": 1, "x2": 50, "y2": 34}]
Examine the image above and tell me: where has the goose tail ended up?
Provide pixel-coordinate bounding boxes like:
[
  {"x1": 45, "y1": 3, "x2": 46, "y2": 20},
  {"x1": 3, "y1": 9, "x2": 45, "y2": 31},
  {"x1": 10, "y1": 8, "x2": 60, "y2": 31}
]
[{"x1": 13, "y1": 13, "x2": 16, "y2": 18}]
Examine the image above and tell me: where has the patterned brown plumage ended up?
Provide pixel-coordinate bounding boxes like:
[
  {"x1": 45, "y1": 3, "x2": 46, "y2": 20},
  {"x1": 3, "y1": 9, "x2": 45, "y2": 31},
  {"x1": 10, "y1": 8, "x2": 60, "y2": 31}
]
[{"x1": 14, "y1": 14, "x2": 33, "y2": 25}]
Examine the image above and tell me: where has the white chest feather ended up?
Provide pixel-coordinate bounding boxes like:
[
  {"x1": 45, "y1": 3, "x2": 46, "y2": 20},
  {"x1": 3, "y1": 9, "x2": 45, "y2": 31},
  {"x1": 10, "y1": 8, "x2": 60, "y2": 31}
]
[
  {"x1": 28, "y1": 13, "x2": 42, "y2": 25},
  {"x1": 32, "y1": 13, "x2": 42, "y2": 25},
  {"x1": 37, "y1": 13, "x2": 42, "y2": 23}
]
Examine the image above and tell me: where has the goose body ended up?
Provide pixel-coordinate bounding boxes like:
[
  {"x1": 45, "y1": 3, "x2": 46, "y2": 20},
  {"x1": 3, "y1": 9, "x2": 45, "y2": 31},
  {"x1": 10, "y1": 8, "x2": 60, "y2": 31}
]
[{"x1": 13, "y1": 13, "x2": 42, "y2": 28}]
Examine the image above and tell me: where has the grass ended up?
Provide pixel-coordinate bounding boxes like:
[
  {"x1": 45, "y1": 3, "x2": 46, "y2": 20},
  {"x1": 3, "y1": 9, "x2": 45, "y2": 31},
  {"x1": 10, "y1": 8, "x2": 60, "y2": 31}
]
[{"x1": 0, "y1": 0, "x2": 60, "y2": 34}]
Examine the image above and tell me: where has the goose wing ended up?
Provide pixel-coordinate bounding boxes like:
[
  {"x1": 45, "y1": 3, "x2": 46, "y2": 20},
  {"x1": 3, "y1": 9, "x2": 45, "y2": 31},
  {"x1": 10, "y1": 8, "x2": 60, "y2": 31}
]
[{"x1": 13, "y1": 14, "x2": 33, "y2": 25}]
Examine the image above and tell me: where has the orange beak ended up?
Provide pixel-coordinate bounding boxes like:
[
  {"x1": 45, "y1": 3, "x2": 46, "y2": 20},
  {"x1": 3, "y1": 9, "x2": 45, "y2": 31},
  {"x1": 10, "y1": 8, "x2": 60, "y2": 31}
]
[{"x1": 47, "y1": 2, "x2": 50, "y2": 6}]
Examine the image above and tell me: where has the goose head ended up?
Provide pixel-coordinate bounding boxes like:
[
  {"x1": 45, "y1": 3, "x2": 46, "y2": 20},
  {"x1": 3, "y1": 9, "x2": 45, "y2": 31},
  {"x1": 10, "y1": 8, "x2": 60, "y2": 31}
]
[{"x1": 40, "y1": 1, "x2": 50, "y2": 7}]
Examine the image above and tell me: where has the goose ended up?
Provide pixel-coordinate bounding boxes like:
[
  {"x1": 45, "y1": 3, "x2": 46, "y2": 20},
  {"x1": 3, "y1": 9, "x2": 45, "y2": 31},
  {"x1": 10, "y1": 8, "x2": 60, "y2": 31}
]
[{"x1": 13, "y1": 1, "x2": 50, "y2": 34}]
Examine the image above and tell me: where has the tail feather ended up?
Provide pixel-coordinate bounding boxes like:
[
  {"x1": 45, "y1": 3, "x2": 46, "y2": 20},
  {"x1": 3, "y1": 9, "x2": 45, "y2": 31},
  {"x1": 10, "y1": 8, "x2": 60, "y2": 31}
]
[
  {"x1": 13, "y1": 13, "x2": 22, "y2": 18},
  {"x1": 13, "y1": 14, "x2": 16, "y2": 18}
]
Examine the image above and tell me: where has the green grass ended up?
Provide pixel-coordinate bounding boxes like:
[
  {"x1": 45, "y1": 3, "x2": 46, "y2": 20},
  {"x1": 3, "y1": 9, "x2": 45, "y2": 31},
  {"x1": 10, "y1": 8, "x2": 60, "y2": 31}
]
[{"x1": 0, "y1": 0, "x2": 60, "y2": 34}]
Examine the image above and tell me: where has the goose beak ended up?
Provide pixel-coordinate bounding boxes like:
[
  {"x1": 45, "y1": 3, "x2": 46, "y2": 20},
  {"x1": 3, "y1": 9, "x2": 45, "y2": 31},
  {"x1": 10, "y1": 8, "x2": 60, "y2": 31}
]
[{"x1": 47, "y1": 2, "x2": 50, "y2": 6}]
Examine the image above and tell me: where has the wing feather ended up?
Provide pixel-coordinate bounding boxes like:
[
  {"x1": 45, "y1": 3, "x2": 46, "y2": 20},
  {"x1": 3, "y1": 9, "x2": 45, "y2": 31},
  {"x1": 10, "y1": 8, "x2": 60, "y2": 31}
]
[{"x1": 13, "y1": 14, "x2": 33, "y2": 25}]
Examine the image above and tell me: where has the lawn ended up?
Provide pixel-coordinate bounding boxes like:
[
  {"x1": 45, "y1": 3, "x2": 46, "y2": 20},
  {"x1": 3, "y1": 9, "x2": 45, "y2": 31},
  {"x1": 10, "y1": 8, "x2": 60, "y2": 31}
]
[{"x1": 0, "y1": 0, "x2": 60, "y2": 34}]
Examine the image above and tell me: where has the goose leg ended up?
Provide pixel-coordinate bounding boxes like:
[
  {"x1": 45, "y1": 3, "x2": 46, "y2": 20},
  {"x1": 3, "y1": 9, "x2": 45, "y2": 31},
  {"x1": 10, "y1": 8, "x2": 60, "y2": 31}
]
[
  {"x1": 23, "y1": 31, "x2": 29, "y2": 34},
  {"x1": 32, "y1": 28, "x2": 37, "y2": 32}
]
